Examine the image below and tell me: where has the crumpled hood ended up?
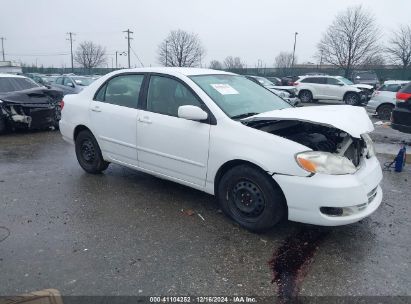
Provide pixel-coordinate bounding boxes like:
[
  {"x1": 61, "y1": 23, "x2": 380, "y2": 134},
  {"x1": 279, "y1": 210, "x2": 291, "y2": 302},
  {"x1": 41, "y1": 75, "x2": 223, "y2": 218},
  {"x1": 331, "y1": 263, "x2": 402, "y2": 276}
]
[
  {"x1": 352, "y1": 84, "x2": 374, "y2": 90},
  {"x1": 242, "y1": 105, "x2": 374, "y2": 138}
]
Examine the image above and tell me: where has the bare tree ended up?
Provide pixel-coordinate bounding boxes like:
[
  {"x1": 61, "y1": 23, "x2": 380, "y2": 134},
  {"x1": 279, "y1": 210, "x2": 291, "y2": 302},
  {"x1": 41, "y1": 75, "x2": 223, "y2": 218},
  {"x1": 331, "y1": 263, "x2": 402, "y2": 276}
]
[
  {"x1": 386, "y1": 24, "x2": 411, "y2": 69},
  {"x1": 224, "y1": 56, "x2": 244, "y2": 69},
  {"x1": 74, "y1": 41, "x2": 106, "y2": 73},
  {"x1": 158, "y1": 30, "x2": 205, "y2": 67},
  {"x1": 209, "y1": 60, "x2": 223, "y2": 70},
  {"x1": 317, "y1": 6, "x2": 381, "y2": 77},
  {"x1": 274, "y1": 52, "x2": 295, "y2": 68}
]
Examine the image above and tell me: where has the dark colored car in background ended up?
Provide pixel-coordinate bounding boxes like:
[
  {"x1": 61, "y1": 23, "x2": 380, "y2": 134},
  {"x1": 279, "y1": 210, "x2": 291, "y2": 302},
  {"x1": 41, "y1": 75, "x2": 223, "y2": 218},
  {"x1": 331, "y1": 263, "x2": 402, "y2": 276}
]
[
  {"x1": 391, "y1": 82, "x2": 411, "y2": 133},
  {"x1": 53, "y1": 75, "x2": 94, "y2": 95},
  {"x1": 0, "y1": 74, "x2": 63, "y2": 133},
  {"x1": 281, "y1": 75, "x2": 300, "y2": 86},
  {"x1": 351, "y1": 70, "x2": 379, "y2": 88}
]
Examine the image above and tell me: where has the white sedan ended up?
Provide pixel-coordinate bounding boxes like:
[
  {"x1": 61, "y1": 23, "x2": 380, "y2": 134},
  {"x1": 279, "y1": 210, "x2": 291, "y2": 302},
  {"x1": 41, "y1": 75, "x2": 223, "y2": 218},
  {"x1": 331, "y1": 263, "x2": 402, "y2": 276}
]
[{"x1": 59, "y1": 67, "x2": 382, "y2": 232}]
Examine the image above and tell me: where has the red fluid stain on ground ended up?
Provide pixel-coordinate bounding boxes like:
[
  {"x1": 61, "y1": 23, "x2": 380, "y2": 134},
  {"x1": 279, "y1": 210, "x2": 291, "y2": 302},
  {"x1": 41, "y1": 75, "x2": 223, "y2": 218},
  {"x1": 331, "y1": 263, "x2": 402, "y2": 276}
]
[{"x1": 268, "y1": 227, "x2": 329, "y2": 303}]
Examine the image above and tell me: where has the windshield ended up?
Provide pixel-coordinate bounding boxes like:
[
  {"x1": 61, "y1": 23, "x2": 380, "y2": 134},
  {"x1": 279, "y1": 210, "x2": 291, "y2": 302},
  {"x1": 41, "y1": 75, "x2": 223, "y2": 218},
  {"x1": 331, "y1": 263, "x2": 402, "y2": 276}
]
[
  {"x1": 190, "y1": 74, "x2": 291, "y2": 119},
  {"x1": 0, "y1": 77, "x2": 40, "y2": 93},
  {"x1": 72, "y1": 77, "x2": 94, "y2": 86},
  {"x1": 337, "y1": 77, "x2": 354, "y2": 85},
  {"x1": 254, "y1": 76, "x2": 274, "y2": 86}
]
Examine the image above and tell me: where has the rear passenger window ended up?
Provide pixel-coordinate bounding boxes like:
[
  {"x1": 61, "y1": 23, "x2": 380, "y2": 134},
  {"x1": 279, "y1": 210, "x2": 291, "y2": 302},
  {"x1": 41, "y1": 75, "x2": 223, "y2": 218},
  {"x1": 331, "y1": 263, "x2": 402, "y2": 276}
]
[
  {"x1": 95, "y1": 74, "x2": 144, "y2": 109},
  {"x1": 146, "y1": 75, "x2": 202, "y2": 117},
  {"x1": 301, "y1": 77, "x2": 325, "y2": 84}
]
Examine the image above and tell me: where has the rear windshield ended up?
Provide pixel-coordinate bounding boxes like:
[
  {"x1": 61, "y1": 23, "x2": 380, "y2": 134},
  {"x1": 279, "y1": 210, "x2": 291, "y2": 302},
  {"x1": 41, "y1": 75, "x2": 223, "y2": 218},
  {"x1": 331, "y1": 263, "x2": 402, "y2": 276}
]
[
  {"x1": 353, "y1": 72, "x2": 377, "y2": 80},
  {"x1": 399, "y1": 83, "x2": 411, "y2": 94},
  {"x1": 0, "y1": 77, "x2": 40, "y2": 93},
  {"x1": 379, "y1": 84, "x2": 403, "y2": 92}
]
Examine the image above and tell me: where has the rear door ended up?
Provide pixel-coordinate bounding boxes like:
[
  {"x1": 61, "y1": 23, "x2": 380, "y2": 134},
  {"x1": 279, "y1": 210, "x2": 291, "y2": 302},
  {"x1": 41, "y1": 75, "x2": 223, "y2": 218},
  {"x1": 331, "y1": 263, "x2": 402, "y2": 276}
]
[
  {"x1": 89, "y1": 73, "x2": 145, "y2": 166},
  {"x1": 136, "y1": 74, "x2": 211, "y2": 187}
]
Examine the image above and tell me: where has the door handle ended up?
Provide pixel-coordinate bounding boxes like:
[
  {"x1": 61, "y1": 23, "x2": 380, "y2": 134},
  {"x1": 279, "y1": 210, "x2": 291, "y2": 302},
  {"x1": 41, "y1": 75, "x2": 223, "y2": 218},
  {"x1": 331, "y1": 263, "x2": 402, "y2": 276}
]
[
  {"x1": 138, "y1": 116, "x2": 152, "y2": 124},
  {"x1": 91, "y1": 106, "x2": 102, "y2": 112}
]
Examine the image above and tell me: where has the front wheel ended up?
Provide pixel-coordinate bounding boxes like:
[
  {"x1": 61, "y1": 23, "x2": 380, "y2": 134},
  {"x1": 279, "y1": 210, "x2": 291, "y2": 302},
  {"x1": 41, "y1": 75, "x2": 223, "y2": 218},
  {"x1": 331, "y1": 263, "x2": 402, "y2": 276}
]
[
  {"x1": 299, "y1": 90, "x2": 313, "y2": 103},
  {"x1": 75, "y1": 130, "x2": 109, "y2": 174},
  {"x1": 344, "y1": 92, "x2": 360, "y2": 106},
  {"x1": 377, "y1": 104, "x2": 394, "y2": 120},
  {"x1": 217, "y1": 165, "x2": 286, "y2": 232}
]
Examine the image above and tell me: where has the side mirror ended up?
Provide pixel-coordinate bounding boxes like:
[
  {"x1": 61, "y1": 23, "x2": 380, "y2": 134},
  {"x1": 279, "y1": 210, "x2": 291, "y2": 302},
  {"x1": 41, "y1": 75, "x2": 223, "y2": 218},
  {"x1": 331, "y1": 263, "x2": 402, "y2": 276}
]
[
  {"x1": 66, "y1": 82, "x2": 74, "y2": 88},
  {"x1": 178, "y1": 105, "x2": 208, "y2": 121},
  {"x1": 338, "y1": 82, "x2": 344, "y2": 86}
]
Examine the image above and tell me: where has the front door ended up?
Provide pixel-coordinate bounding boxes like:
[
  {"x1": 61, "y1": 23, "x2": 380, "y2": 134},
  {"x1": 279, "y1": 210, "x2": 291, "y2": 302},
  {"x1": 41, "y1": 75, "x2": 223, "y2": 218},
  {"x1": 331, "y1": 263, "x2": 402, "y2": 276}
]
[
  {"x1": 137, "y1": 75, "x2": 211, "y2": 187},
  {"x1": 89, "y1": 74, "x2": 144, "y2": 166}
]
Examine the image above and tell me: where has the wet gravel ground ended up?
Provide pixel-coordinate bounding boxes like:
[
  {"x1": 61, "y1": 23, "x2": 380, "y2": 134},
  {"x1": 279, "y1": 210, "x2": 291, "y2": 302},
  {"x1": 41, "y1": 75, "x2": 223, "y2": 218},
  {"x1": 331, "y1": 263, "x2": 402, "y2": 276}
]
[{"x1": 0, "y1": 130, "x2": 410, "y2": 299}]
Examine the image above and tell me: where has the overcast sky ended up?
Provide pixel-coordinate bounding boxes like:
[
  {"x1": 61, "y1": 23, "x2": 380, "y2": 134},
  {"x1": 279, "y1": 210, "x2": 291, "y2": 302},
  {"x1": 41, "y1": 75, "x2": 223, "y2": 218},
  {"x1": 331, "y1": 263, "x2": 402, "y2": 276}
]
[{"x1": 0, "y1": 0, "x2": 409, "y2": 69}]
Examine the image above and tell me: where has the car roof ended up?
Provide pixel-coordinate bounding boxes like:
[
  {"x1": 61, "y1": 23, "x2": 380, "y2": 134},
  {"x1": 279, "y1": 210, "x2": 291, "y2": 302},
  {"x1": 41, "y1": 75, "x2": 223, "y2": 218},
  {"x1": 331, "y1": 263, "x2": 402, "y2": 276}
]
[
  {"x1": 383, "y1": 80, "x2": 410, "y2": 85},
  {"x1": 111, "y1": 67, "x2": 234, "y2": 77},
  {"x1": 0, "y1": 73, "x2": 27, "y2": 78}
]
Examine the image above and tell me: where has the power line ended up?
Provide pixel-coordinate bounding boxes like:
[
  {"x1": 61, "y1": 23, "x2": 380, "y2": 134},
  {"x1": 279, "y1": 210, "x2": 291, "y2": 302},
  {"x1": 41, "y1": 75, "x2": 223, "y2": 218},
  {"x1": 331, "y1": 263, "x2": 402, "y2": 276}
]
[
  {"x1": 1, "y1": 37, "x2": 6, "y2": 61},
  {"x1": 130, "y1": 46, "x2": 144, "y2": 67},
  {"x1": 123, "y1": 29, "x2": 133, "y2": 68},
  {"x1": 66, "y1": 32, "x2": 76, "y2": 73}
]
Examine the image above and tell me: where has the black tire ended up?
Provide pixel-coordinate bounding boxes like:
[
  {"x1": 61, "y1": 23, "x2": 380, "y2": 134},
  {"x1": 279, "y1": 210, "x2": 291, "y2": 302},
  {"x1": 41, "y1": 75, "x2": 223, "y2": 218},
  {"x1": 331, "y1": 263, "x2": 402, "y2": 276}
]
[
  {"x1": 344, "y1": 92, "x2": 360, "y2": 105},
  {"x1": 75, "y1": 130, "x2": 109, "y2": 174},
  {"x1": 299, "y1": 90, "x2": 313, "y2": 103},
  {"x1": 0, "y1": 116, "x2": 6, "y2": 134},
  {"x1": 377, "y1": 104, "x2": 394, "y2": 121},
  {"x1": 217, "y1": 164, "x2": 286, "y2": 232}
]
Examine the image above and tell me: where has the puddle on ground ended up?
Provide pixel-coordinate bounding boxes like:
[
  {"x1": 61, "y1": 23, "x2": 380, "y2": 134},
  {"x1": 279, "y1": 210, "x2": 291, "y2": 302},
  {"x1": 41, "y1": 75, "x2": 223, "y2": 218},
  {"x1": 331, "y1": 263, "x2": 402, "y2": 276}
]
[{"x1": 269, "y1": 227, "x2": 330, "y2": 303}]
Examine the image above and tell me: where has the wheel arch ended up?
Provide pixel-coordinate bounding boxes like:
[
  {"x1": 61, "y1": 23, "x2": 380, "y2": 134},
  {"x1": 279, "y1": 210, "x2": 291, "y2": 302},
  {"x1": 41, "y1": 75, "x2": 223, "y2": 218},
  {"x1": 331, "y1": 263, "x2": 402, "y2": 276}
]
[
  {"x1": 376, "y1": 102, "x2": 394, "y2": 112},
  {"x1": 213, "y1": 159, "x2": 287, "y2": 206},
  {"x1": 343, "y1": 90, "x2": 360, "y2": 100},
  {"x1": 73, "y1": 124, "x2": 93, "y2": 141}
]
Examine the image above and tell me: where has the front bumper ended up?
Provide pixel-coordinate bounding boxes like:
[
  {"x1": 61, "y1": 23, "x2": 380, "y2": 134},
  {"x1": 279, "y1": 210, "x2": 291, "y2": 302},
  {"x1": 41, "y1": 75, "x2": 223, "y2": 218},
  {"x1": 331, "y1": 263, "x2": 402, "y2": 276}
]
[
  {"x1": 274, "y1": 156, "x2": 383, "y2": 226},
  {"x1": 365, "y1": 99, "x2": 380, "y2": 115}
]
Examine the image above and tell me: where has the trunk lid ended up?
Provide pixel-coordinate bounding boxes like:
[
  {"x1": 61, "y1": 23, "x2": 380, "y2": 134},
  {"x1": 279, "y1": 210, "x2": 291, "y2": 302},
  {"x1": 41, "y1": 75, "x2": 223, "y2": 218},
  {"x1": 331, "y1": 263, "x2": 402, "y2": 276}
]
[{"x1": 241, "y1": 105, "x2": 373, "y2": 138}]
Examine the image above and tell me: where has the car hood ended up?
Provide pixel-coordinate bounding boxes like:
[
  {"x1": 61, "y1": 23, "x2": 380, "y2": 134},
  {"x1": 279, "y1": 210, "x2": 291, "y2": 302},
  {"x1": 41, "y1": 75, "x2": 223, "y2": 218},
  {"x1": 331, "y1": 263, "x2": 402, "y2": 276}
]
[
  {"x1": 0, "y1": 87, "x2": 63, "y2": 104},
  {"x1": 352, "y1": 84, "x2": 374, "y2": 90},
  {"x1": 241, "y1": 105, "x2": 373, "y2": 138}
]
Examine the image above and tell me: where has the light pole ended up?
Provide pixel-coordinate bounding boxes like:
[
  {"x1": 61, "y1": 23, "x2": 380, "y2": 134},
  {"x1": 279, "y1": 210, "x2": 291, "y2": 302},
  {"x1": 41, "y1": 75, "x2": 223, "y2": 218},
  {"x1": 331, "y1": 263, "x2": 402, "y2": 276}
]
[
  {"x1": 291, "y1": 32, "x2": 298, "y2": 68},
  {"x1": 115, "y1": 51, "x2": 127, "y2": 69},
  {"x1": 165, "y1": 40, "x2": 169, "y2": 67}
]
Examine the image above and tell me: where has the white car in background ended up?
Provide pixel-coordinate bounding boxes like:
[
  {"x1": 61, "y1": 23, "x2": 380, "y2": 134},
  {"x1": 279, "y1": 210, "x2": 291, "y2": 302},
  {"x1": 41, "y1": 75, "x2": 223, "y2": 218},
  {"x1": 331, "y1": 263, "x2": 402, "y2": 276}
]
[
  {"x1": 366, "y1": 80, "x2": 410, "y2": 120},
  {"x1": 295, "y1": 75, "x2": 373, "y2": 105},
  {"x1": 60, "y1": 67, "x2": 382, "y2": 232}
]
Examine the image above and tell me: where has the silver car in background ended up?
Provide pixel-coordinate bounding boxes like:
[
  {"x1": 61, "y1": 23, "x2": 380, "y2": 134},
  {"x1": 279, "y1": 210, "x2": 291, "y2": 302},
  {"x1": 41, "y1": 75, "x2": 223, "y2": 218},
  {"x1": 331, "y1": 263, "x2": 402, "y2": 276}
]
[{"x1": 366, "y1": 80, "x2": 409, "y2": 120}]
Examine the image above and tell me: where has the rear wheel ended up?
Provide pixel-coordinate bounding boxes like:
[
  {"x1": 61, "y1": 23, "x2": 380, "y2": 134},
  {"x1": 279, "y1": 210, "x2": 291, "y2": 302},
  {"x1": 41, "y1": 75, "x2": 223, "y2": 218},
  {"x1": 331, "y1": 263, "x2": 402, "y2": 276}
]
[
  {"x1": 217, "y1": 164, "x2": 286, "y2": 232},
  {"x1": 299, "y1": 90, "x2": 313, "y2": 103},
  {"x1": 344, "y1": 92, "x2": 360, "y2": 105},
  {"x1": 75, "y1": 130, "x2": 109, "y2": 174},
  {"x1": 377, "y1": 104, "x2": 394, "y2": 120}
]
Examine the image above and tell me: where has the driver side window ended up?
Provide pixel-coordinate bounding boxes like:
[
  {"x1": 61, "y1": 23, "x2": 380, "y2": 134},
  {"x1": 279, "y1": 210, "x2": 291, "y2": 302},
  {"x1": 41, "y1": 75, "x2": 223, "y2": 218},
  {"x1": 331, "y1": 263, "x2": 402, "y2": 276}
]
[
  {"x1": 327, "y1": 78, "x2": 341, "y2": 85},
  {"x1": 146, "y1": 75, "x2": 202, "y2": 117}
]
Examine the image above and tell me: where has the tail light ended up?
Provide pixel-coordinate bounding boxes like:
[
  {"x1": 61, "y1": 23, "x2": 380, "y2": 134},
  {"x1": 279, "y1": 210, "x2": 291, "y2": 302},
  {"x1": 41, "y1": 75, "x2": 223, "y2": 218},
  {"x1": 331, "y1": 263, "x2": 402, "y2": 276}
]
[
  {"x1": 396, "y1": 92, "x2": 411, "y2": 102},
  {"x1": 59, "y1": 100, "x2": 64, "y2": 110}
]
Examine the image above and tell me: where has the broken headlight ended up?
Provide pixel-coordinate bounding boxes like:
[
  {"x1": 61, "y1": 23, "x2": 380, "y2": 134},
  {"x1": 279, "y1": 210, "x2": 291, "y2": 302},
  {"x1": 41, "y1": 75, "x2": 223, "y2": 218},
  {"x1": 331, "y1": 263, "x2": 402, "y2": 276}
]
[
  {"x1": 296, "y1": 151, "x2": 357, "y2": 175},
  {"x1": 362, "y1": 133, "x2": 375, "y2": 158}
]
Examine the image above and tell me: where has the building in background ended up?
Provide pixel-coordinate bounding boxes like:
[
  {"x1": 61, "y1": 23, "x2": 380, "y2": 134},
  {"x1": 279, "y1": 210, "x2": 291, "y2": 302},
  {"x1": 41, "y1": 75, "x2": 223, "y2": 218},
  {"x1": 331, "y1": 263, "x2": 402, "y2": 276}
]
[{"x1": 0, "y1": 61, "x2": 22, "y2": 74}]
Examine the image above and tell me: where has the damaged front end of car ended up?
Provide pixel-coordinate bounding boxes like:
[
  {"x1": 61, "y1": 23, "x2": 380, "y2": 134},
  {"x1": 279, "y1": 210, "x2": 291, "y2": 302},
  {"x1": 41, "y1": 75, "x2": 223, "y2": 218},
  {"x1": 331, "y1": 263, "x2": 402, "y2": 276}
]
[
  {"x1": 242, "y1": 105, "x2": 375, "y2": 175},
  {"x1": 0, "y1": 88, "x2": 63, "y2": 133}
]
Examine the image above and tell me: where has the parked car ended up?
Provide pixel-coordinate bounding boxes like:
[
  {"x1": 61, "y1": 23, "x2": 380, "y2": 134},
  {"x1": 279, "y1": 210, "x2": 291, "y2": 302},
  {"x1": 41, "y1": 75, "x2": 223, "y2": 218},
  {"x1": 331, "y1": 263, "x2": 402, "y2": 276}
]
[
  {"x1": 281, "y1": 75, "x2": 300, "y2": 86},
  {"x1": 53, "y1": 75, "x2": 95, "y2": 95},
  {"x1": 24, "y1": 73, "x2": 53, "y2": 86},
  {"x1": 266, "y1": 76, "x2": 282, "y2": 86},
  {"x1": 0, "y1": 74, "x2": 63, "y2": 133},
  {"x1": 351, "y1": 70, "x2": 379, "y2": 88},
  {"x1": 245, "y1": 75, "x2": 300, "y2": 106},
  {"x1": 60, "y1": 67, "x2": 382, "y2": 232},
  {"x1": 295, "y1": 75, "x2": 373, "y2": 105},
  {"x1": 366, "y1": 80, "x2": 409, "y2": 120},
  {"x1": 391, "y1": 82, "x2": 411, "y2": 133}
]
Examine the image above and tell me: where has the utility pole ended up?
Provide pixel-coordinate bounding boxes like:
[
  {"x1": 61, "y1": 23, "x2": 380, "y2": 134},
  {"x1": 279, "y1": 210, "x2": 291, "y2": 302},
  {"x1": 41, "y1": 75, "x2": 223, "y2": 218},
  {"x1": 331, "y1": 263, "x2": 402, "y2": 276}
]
[
  {"x1": 0, "y1": 37, "x2": 5, "y2": 61},
  {"x1": 123, "y1": 29, "x2": 133, "y2": 68},
  {"x1": 115, "y1": 51, "x2": 126, "y2": 69},
  {"x1": 291, "y1": 32, "x2": 298, "y2": 68},
  {"x1": 66, "y1": 32, "x2": 75, "y2": 73}
]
